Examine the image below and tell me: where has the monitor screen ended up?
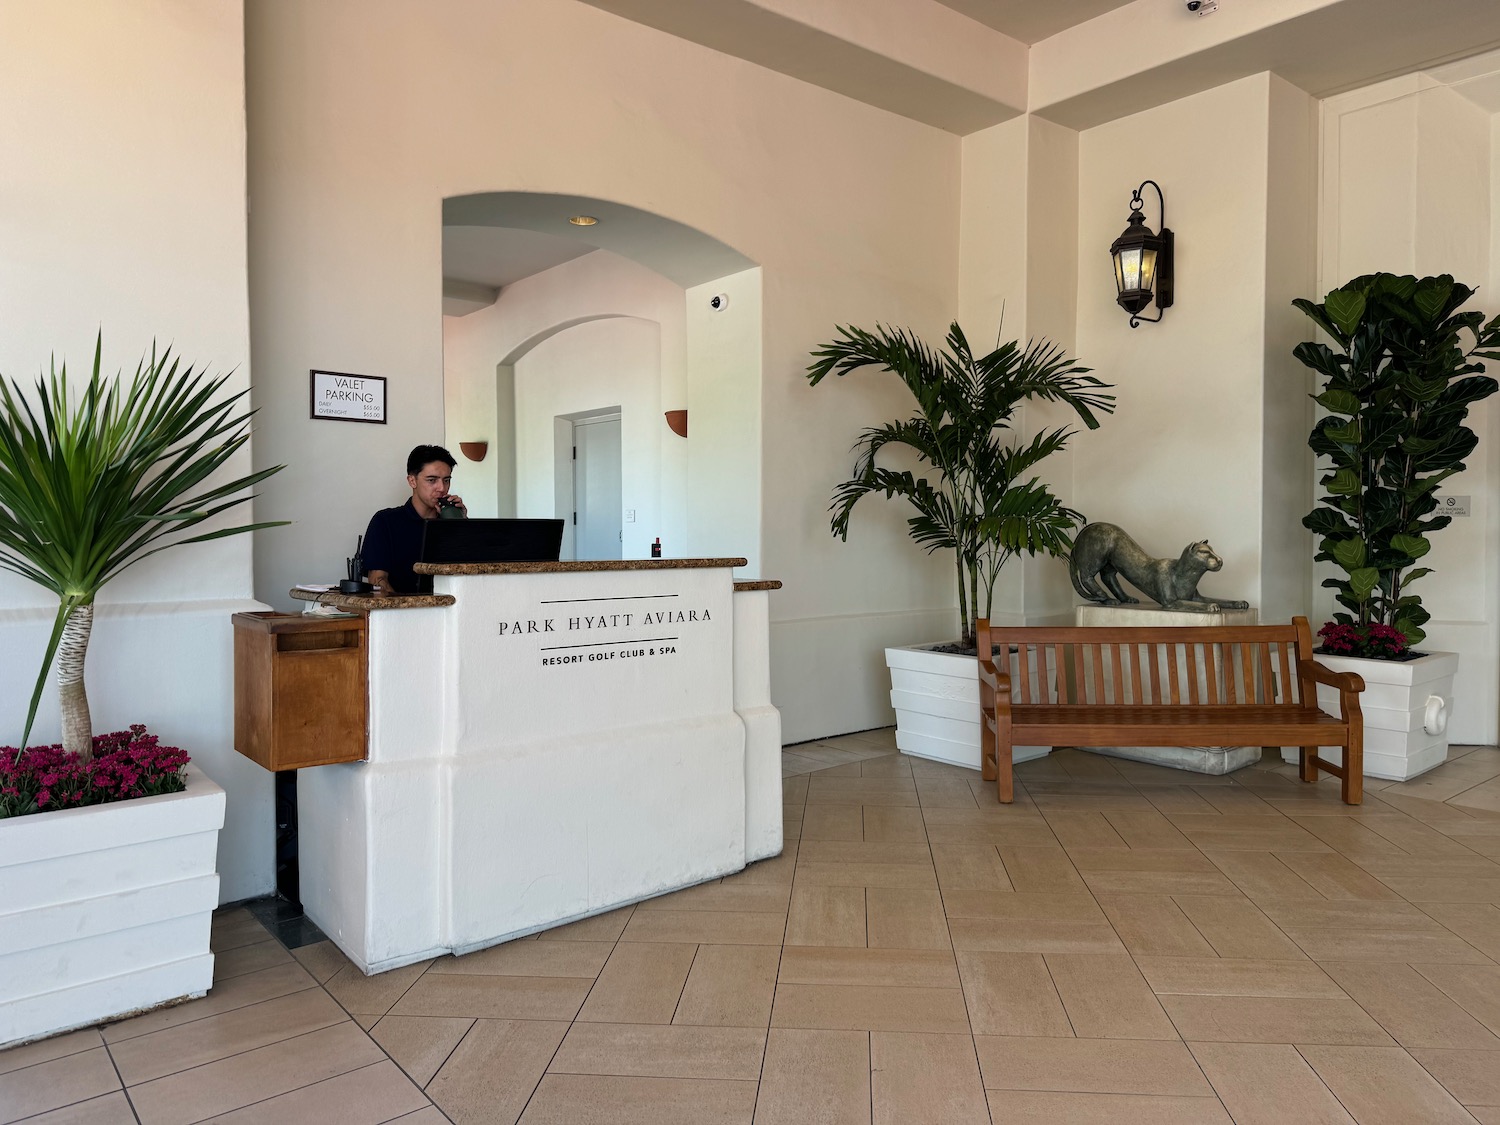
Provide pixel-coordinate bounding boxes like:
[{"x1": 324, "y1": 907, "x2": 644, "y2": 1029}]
[{"x1": 420, "y1": 518, "x2": 565, "y2": 565}]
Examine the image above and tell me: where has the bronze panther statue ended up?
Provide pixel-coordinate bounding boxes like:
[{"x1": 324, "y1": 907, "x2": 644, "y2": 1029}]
[{"x1": 1069, "y1": 522, "x2": 1249, "y2": 613}]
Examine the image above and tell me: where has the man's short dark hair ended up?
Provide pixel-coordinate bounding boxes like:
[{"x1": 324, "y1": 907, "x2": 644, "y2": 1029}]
[{"x1": 407, "y1": 444, "x2": 457, "y2": 476}]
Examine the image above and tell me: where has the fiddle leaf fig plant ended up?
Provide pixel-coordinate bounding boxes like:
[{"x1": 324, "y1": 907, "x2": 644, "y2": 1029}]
[
  {"x1": 1295, "y1": 273, "x2": 1500, "y2": 650},
  {"x1": 807, "y1": 322, "x2": 1114, "y2": 649}
]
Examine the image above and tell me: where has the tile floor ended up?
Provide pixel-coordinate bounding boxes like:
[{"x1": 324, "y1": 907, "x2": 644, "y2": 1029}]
[{"x1": 6, "y1": 729, "x2": 1500, "y2": 1124}]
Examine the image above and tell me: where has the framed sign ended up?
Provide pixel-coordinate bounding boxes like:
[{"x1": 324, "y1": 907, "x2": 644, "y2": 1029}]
[{"x1": 310, "y1": 370, "x2": 387, "y2": 424}]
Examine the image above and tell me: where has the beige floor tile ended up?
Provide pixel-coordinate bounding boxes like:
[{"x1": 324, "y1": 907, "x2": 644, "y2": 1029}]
[
  {"x1": 807, "y1": 785, "x2": 919, "y2": 807},
  {"x1": 426, "y1": 1019, "x2": 568, "y2": 1125},
  {"x1": 1410, "y1": 1047, "x2": 1500, "y2": 1107},
  {"x1": 369, "y1": 1014, "x2": 475, "y2": 1086},
  {"x1": 519, "y1": 1073, "x2": 757, "y2": 1124},
  {"x1": 549, "y1": 1022, "x2": 764, "y2": 1080},
  {"x1": 102, "y1": 966, "x2": 319, "y2": 1044},
  {"x1": 1471, "y1": 1109, "x2": 1500, "y2": 1124},
  {"x1": 798, "y1": 841, "x2": 931, "y2": 866},
  {"x1": 754, "y1": 1028, "x2": 869, "y2": 1125},
  {"x1": 211, "y1": 939, "x2": 293, "y2": 982},
  {"x1": 996, "y1": 846, "x2": 1089, "y2": 892},
  {"x1": 723, "y1": 843, "x2": 799, "y2": 886},
  {"x1": 289, "y1": 940, "x2": 349, "y2": 984},
  {"x1": 955, "y1": 951, "x2": 1071, "y2": 1037},
  {"x1": 930, "y1": 844, "x2": 1012, "y2": 891},
  {"x1": 1288, "y1": 851, "x2": 1403, "y2": 899},
  {"x1": 1068, "y1": 847, "x2": 1220, "y2": 874},
  {"x1": 620, "y1": 909, "x2": 785, "y2": 945},
  {"x1": 1136, "y1": 957, "x2": 1345, "y2": 998},
  {"x1": 1044, "y1": 811, "x2": 1130, "y2": 849},
  {"x1": 14, "y1": 1091, "x2": 138, "y2": 1125},
  {"x1": 1354, "y1": 854, "x2": 1500, "y2": 879},
  {"x1": 110, "y1": 987, "x2": 348, "y2": 1084},
  {"x1": 926, "y1": 822, "x2": 1061, "y2": 847},
  {"x1": 771, "y1": 983, "x2": 969, "y2": 1033},
  {"x1": 201, "y1": 1059, "x2": 429, "y2": 1123},
  {"x1": 674, "y1": 944, "x2": 780, "y2": 1027},
  {"x1": 1189, "y1": 1042, "x2": 1355, "y2": 1125},
  {"x1": 1104, "y1": 809, "x2": 1196, "y2": 849},
  {"x1": 1322, "y1": 961, "x2": 1500, "y2": 1049},
  {"x1": 1202, "y1": 850, "x2": 1326, "y2": 902},
  {"x1": 0, "y1": 1048, "x2": 120, "y2": 1125},
  {"x1": 1173, "y1": 894, "x2": 1307, "y2": 959},
  {"x1": 1288, "y1": 815, "x2": 1411, "y2": 858},
  {"x1": 392, "y1": 973, "x2": 591, "y2": 1021},
  {"x1": 914, "y1": 778, "x2": 982, "y2": 808},
  {"x1": 576, "y1": 942, "x2": 697, "y2": 1024},
  {"x1": 352, "y1": 1012, "x2": 381, "y2": 1030},
  {"x1": 536, "y1": 905, "x2": 635, "y2": 942},
  {"x1": 1165, "y1": 814, "x2": 1333, "y2": 852},
  {"x1": 947, "y1": 916, "x2": 1126, "y2": 955},
  {"x1": 1260, "y1": 898, "x2": 1449, "y2": 930},
  {"x1": 941, "y1": 890, "x2": 1102, "y2": 922},
  {"x1": 871, "y1": 1031, "x2": 989, "y2": 1125},
  {"x1": 1045, "y1": 953, "x2": 1177, "y2": 1039},
  {"x1": 209, "y1": 910, "x2": 269, "y2": 953},
  {"x1": 1094, "y1": 894, "x2": 1216, "y2": 957},
  {"x1": 985, "y1": 1090, "x2": 1232, "y2": 1123},
  {"x1": 781, "y1": 947, "x2": 959, "y2": 989},
  {"x1": 323, "y1": 959, "x2": 431, "y2": 1017},
  {"x1": 1286, "y1": 926, "x2": 1494, "y2": 963},
  {"x1": 429, "y1": 939, "x2": 613, "y2": 977},
  {"x1": 1300, "y1": 1044, "x2": 1480, "y2": 1125},
  {"x1": 640, "y1": 883, "x2": 793, "y2": 913},
  {"x1": 865, "y1": 887, "x2": 950, "y2": 949},
  {"x1": 973, "y1": 1035, "x2": 1213, "y2": 1095},
  {"x1": 1380, "y1": 876, "x2": 1500, "y2": 903},
  {"x1": 1414, "y1": 963, "x2": 1500, "y2": 1037},
  {"x1": 863, "y1": 805, "x2": 930, "y2": 843},
  {"x1": 1145, "y1": 788, "x2": 1223, "y2": 817},
  {"x1": 1195, "y1": 786, "x2": 1279, "y2": 815},
  {"x1": 794, "y1": 861, "x2": 937, "y2": 890},
  {"x1": 1362, "y1": 815, "x2": 1482, "y2": 857},
  {"x1": 0, "y1": 1027, "x2": 101, "y2": 1075},
  {"x1": 786, "y1": 884, "x2": 866, "y2": 947},
  {"x1": 800, "y1": 804, "x2": 865, "y2": 842},
  {"x1": 1419, "y1": 902, "x2": 1500, "y2": 960},
  {"x1": 388, "y1": 1107, "x2": 453, "y2": 1124},
  {"x1": 127, "y1": 1021, "x2": 383, "y2": 1125},
  {"x1": 1160, "y1": 994, "x2": 1395, "y2": 1045}
]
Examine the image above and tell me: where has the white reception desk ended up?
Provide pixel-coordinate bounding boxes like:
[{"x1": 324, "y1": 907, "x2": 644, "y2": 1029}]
[{"x1": 292, "y1": 559, "x2": 782, "y2": 973}]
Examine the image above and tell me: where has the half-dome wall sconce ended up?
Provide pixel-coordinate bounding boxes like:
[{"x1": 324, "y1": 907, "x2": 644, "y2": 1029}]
[
  {"x1": 459, "y1": 440, "x2": 489, "y2": 462},
  {"x1": 664, "y1": 410, "x2": 688, "y2": 438},
  {"x1": 1110, "y1": 179, "x2": 1174, "y2": 328}
]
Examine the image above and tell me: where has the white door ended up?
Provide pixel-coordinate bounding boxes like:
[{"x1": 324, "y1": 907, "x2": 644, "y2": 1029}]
[{"x1": 573, "y1": 416, "x2": 622, "y2": 560}]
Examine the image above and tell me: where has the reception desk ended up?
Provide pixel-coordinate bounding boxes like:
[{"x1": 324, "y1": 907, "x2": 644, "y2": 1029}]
[{"x1": 286, "y1": 559, "x2": 782, "y2": 973}]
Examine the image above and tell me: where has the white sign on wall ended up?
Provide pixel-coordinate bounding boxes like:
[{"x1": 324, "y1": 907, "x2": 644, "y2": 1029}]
[
  {"x1": 310, "y1": 369, "x2": 386, "y2": 424},
  {"x1": 1439, "y1": 494, "x2": 1472, "y2": 518}
]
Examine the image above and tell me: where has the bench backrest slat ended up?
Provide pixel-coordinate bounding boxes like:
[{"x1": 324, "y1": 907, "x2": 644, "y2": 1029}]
[{"x1": 976, "y1": 619, "x2": 1315, "y2": 709}]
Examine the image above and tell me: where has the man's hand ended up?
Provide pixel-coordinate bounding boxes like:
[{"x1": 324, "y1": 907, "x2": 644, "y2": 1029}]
[
  {"x1": 445, "y1": 494, "x2": 467, "y2": 516},
  {"x1": 367, "y1": 569, "x2": 394, "y2": 597}
]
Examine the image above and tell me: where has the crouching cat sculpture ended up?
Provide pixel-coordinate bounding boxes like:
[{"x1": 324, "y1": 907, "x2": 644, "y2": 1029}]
[{"x1": 1069, "y1": 522, "x2": 1249, "y2": 613}]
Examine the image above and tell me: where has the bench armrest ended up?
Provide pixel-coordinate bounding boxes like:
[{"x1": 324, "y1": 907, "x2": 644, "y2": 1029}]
[
  {"x1": 977, "y1": 657, "x2": 1011, "y2": 704},
  {"x1": 1298, "y1": 659, "x2": 1365, "y2": 694}
]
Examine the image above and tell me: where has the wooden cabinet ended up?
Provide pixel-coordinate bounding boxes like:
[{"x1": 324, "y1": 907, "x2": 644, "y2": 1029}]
[{"x1": 233, "y1": 612, "x2": 368, "y2": 770}]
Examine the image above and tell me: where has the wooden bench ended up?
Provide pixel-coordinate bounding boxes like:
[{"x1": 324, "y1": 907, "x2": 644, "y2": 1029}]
[{"x1": 975, "y1": 616, "x2": 1366, "y2": 805}]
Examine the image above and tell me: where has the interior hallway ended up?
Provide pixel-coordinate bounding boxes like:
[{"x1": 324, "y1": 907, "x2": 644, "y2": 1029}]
[{"x1": 4, "y1": 732, "x2": 1500, "y2": 1124}]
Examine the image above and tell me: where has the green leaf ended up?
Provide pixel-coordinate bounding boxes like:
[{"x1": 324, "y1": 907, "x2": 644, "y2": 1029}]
[
  {"x1": 1326, "y1": 467, "x2": 1361, "y2": 495},
  {"x1": 1402, "y1": 567, "x2": 1433, "y2": 586},
  {"x1": 1348, "y1": 568, "x2": 1379, "y2": 599},
  {"x1": 1330, "y1": 539, "x2": 1367, "y2": 572},
  {"x1": 1314, "y1": 388, "x2": 1361, "y2": 415},
  {"x1": 1323, "y1": 289, "x2": 1367, "y2": 336},
  {"x1": 1390, "y1": 533, "x2": 1430, "y2": 559}
]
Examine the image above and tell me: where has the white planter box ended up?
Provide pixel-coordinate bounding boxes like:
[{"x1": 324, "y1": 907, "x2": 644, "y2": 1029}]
[
  {"x1": 0, "y1": 765, "x2": 225, "y2": 1049},
  {"x1": 1281, "y1": 650, "x2": 1460, "y2": 781},
  {"x1": 885, "y1": 644, "x2": 1050, "y2": 771}
]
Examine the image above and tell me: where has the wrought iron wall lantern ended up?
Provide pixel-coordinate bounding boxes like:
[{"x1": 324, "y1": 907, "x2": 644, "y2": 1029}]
[{"x1": 1110, "y1": 179, "x2": 1174, "y2": 327}]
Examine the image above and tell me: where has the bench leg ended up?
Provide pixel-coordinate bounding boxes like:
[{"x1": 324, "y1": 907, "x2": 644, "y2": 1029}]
[
  {"x1": 996, "y1": 739, "x2": 1013, "y2": 804},
  {"x1": 1298, "y1": 747, "x2": 1318, "y2": 784},
  {"x1": 1342, "y1": 732, "x2": 1363, "y2": 805},
  {"x1": 980, "y1": 718, "x2": 996, "y2": 783}
]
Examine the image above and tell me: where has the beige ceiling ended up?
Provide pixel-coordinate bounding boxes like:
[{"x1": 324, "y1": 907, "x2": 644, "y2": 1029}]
[
  {"x1": 443, "y1": 226, "x2": 594, "y2": 291},
  {"x1": 933, "y1": 0, "x2": 1136, "y2": 45}
]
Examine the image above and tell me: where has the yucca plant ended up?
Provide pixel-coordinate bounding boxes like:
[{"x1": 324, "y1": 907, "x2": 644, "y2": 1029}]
[
  {"x1": 0, "y1": 338, "x2": 285, "y2": 760},
  {"x1": 1296, "y1": 274, "x2": 1500, "y2": 650},
  {"x1": 808, "y1": 322, "x2": 1114, "y2": 648}
]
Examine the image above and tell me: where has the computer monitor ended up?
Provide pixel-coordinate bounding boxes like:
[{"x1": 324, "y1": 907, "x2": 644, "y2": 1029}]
[{"x1": 420, "y1": 518, "x2": 565, "y2": 566}]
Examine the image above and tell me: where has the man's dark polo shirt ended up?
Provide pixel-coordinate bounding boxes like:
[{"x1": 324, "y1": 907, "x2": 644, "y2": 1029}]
[{"x1": 361, "y1": 499, "x2": 431, "y2": 594}]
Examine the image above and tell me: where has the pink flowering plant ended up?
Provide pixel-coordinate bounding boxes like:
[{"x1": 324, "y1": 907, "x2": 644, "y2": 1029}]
[
  {"x1": 1317, "y1": 621, "x2": 1410, "y2": 661},
  {"x1": 0, "y1": 725, "x2": 187, "y2": 819}
]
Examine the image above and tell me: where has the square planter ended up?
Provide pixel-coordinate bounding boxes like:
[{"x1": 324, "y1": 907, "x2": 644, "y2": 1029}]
[
  {"x1": 0, "y1": 765, "x2": 225, "y2": 1049},
  {"x1": 886, "y1": 644, "x2": 1050, "y2": 770},
  {"x1": 1280, "y1": 650, "x2": 1459, "y2": 781}
]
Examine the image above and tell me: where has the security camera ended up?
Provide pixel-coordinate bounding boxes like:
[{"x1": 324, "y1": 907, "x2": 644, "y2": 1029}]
[
  {"x1": 709, "y1": 293, "x2": 730, "y2": 311},
  {"x1": 1186, "y1": 0, "x2": 1218, "y2": 13}
]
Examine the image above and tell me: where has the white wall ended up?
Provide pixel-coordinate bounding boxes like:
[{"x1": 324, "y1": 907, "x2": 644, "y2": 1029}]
[
  {"x1": 248, "y1": 0, "x2": 961, "y2": 744},
  {"x1": 0, "y1": 0, "x2": 272, "y2": 901},
  {"x1": 1319, "y1": 73, "x2": 1499, "y2": 743}
]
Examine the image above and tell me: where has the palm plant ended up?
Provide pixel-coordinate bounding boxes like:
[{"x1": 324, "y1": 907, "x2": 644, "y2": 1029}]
[
  {"x1": 808, "y1": 322, "x2": 1114, "y2": 648},
  {"x1": 0, "y1": 338, "x2": 285, "y2": 760}
]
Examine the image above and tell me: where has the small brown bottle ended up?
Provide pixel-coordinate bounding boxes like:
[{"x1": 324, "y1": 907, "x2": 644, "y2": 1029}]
[{"x1": 651, "y1": 537, "x2": 662, "y2": 558}]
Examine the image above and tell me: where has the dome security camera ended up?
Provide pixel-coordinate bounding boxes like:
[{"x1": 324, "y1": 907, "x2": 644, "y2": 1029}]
[
  {"x1": 709, "y1": 293, "x2": 730, "y2": 311},
  {"x1": 1186, "y1": 0, "x2": 1218, "y2": 12}
]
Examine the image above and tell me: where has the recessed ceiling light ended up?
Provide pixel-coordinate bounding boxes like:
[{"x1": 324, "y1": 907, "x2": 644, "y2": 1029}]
[{"x1": 568, "y1": 215, "x2": 599, "y2": 227}]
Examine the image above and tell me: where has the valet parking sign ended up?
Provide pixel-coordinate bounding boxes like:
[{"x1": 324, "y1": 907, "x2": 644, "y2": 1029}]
[{"x1": 310, "y1": 369, "x2": 387, "y2": 424}]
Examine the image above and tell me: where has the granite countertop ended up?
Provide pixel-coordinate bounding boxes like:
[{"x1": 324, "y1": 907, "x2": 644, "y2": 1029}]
[
  {"x1": 415, "y1": 557, "x2": 749, "y2": 575},
  {"x1": 289, "y1": 588, "x2": 457, "y2": 611},
  {"x1": 733, "y1": 580, "x2": 783, "y2": 591}
]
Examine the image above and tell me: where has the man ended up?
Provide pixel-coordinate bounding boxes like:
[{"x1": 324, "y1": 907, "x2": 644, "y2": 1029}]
[{"x1": 362, "y1": 444, "x2": 467, "y2": 595}]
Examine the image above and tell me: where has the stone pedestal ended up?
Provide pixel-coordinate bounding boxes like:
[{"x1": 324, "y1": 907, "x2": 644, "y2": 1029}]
[{"x1": 1074, "y1": 603, "x2": 1261, "y2": 775}]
